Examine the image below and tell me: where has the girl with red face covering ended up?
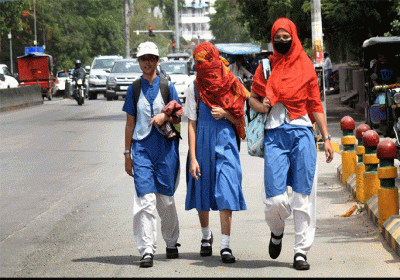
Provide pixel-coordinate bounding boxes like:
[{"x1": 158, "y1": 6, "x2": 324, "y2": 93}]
[
  {"x1": 249, "y1": 18, "x2": 334, "y2": 270},
  {"x1": 183, "y1": 42, "x2": 249, "y2": 264}
]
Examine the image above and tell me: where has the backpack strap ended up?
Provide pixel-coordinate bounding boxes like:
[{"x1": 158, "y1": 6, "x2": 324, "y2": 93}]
[
  {"x1": 132, "y1": 77, "x2": 170, "y2": 117},
  {"x1": 193, "y1": 80, "x2": 200, "y2": 120}
]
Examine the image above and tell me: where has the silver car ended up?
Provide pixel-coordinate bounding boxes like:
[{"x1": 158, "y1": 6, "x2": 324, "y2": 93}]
[{"x1": 105, "y1": 59, "x2": 141, "y2": 100}]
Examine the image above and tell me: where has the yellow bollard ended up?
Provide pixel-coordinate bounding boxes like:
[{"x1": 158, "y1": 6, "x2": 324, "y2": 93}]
[
  {"x1": 377, "y1": 139, "x2": 399, "y2": 228},
  {"x1": 355, "y1": 124, "x2": 370, "y2": 203},
  {"x1": 362, "y1": 130, "x2": 380, "y2": 203},
  {"x1": 340, "y1": 116, "x2": 356, "y2": 186}
]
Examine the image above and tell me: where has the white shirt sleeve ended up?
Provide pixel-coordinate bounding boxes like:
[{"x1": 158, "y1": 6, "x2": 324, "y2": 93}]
[{"x1": 183, "y1": 81, "x2": 198, "y2": 121}]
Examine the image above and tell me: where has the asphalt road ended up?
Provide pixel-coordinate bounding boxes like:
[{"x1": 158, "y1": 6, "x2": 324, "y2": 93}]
[{"x1": 0, "y1": 94, "x2": 399, "y2": 277}]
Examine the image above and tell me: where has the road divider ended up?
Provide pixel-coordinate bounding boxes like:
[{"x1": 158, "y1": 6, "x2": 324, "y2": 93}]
[{"x1": 0, "y1": 85, "x2": 43, "y2": 112}]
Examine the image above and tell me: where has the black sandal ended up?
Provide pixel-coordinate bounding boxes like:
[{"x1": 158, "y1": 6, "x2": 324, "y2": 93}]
[
  {"x1": 293, "y1": 252, "x2": 310, "y2": 270},
  {"x1": 139, "y1": 253, "x2": 153, "y2": 268},
  {"x1": 220, "y1": 248, "x2": 236, "y2": 263},
  {"x1": 269, "y1": 232, "x2": 283, "y2": 259},
  {"x1": 200, "y1": 232, "x2": 213, "y2": 257}
]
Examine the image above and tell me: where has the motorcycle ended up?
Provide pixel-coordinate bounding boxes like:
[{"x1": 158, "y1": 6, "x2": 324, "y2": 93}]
[
  {"x1": 390, "y1": 85, "x2": 400, "y2": 160},
  {"x1": 72, "y1": 77, "x2": 85, "y2": 105}
]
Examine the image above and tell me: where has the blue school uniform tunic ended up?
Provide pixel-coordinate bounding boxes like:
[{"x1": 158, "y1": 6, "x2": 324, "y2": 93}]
[
  {"x1": 185, "y1": 100, "x2": 247, "y2": 211},
  {"x1": 122, "y1": 76, "x2": 181, "y2": 197}
]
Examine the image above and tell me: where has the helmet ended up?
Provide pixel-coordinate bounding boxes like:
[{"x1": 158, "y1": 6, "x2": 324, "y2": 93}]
[
  {"x1": 137, "y1": 41, "x2": 159, "y2": 58},
  {"x1": 74, "y1": 59, "x2": 81, "y2": 68}
]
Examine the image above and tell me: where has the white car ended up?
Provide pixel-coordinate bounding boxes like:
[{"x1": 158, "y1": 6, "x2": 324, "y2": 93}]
[
  {"x1": 87, "y1": 55, "x2": 123, "y2": 99},
  {"x1": 0, "y1": 64, "x2": 19, "y2": 89},
  {"x1": 159, "y1": 60, "x2": 195, "y2": 103},
  {"x1": 55, "y1": 70, "x2": 71, "y2": 95}
]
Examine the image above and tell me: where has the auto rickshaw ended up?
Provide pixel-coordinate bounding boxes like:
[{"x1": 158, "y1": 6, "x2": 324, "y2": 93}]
[
  {"x1": 17, "y1": 52, "x2": 55, "y2": 100},
  {"x1": 214, "y1": 43, "x2": 263, "y2": 91},
  {"x1": 362, "y1": 36, "x2": 400, "y2": 137}
]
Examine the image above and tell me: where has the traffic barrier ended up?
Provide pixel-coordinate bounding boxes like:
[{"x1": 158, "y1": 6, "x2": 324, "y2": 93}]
[
  {"x1": 355, "y1": 124, "x2": 371, "y2": 202},
  {"x1": 362, "y1": 130, "x2": 380, "y2": 204},
  {"x1": 0, "y1": 85, "x2": 43, "y2": 111},
  {"x1": 340, "y1": 116, "x2": 357, "y2": 186},
  {"x1": 377, "y1": 139, "x2": 399, "y2": 228}
]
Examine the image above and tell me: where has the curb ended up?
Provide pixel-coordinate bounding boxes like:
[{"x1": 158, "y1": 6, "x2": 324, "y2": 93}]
[{"x1": 337, "y1": 165, "x2": 400, "y2": 257}]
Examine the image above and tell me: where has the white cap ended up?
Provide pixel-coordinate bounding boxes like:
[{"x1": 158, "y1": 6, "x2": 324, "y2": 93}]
[{"x1": 137, "y1": 41, "x2": 159, "y2": 58}]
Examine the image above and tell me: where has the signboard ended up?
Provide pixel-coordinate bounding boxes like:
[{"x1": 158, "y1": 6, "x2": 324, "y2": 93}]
[{"x1": 25, "y1": 46, "x2": 44, "y2": 55}]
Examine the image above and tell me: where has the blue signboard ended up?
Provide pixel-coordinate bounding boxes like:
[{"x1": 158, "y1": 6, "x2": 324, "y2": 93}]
[{"x1": 25, "y1": 46, "x2": 44, "y2": 55}]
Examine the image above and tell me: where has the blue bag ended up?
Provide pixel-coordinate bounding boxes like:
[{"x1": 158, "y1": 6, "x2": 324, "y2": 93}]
[{"x1": 245, "y1": 102, "x2": 266, "y2": 157}]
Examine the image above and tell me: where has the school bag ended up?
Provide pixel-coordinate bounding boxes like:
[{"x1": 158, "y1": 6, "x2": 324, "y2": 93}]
[{"x1": 131, "y1": 77, "x2": 181, "y2": 143}]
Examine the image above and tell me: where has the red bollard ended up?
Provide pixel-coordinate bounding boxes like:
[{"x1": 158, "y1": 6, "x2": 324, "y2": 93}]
[
  {"x1": 362, "y1": 130, "x2": 380, "y2": 203},
  {"x1": 377, "y1": 139, "x2": 399, "y2": 228},
  {"x1": 355, "y1": 124, "x2": 371, "y2": 202},
  {"x1": 340, "y1": 116, "x2": 356, "y2": 186}
]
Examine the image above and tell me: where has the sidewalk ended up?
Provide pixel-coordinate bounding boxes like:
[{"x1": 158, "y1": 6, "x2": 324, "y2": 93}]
[{"x1": 324, "y1": 92, "x2": 400, "y2": 258}]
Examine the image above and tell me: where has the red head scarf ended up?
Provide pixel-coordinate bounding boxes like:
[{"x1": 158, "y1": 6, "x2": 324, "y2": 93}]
[
  {"x1": 252, "y1": 18, "x2": 324, "y2": 122},
  {"x1": 193, "y1": 42, "x2": 250, "y2": 139}
]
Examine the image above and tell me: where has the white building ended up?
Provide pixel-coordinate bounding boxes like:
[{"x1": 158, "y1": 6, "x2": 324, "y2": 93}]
[{"x1": 180, "y1": 0, "x2": 216, "y2": 43}]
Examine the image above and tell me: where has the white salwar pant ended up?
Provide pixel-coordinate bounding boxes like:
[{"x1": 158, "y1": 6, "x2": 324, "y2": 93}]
[
  {"x1": 262, "y1": 164, "x2": 317, "y2": 256},
  {"x1": 133, "y1": 191, "x2": 179, "y2": 257}
]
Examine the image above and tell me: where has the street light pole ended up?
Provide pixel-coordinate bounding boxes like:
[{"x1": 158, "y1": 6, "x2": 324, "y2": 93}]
[
  {"x1": 174, "y1": 0, "x2": 179, "y2": 51},
  {"x1": 8, "y1": 32, "x2": 13, "y2": 73},
  {"x1": 34, "y1": 0, "x2": 37, "y2": 52}
]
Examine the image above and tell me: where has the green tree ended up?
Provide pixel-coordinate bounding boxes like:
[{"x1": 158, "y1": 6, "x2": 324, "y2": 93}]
[{"x1": 209, "y1": 0, "x2": 252, "y2": 43}]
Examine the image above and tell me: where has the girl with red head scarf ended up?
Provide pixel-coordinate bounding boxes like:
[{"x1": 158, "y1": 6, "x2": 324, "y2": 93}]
[
  {"x1": 183, "y1": 42, "x2": 249, "y2": 264},
  {"x1": 249, "y1": 18, "x2": 334, "y2": 270}
]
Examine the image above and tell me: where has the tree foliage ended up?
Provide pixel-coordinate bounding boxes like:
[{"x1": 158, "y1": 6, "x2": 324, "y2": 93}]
[
  {"x1": 208, "y1": 0, "x2": 252, "y2": 44},
  {"x1": 235, "y1": 0, "x2": 399, "y2": 63}
]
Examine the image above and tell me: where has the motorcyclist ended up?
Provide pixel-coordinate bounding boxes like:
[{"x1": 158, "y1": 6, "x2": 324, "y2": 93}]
[{"x1": 71, "y1": 59, "x2": 87, "y2": 97}]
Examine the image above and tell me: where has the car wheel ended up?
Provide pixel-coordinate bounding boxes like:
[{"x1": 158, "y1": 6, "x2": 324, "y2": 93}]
[{"x1": 106, "y1": 95, "x2": 113, "y2": 101}]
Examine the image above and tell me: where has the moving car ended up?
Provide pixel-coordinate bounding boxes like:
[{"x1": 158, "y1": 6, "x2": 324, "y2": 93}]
[
  {"x1": 0, "y1": 64, "x2": 19, "y2": 89},
  {"x1": 105, "y1": 59, "x2": 141, "y2": 100},
  {"x1": 87, "y1": 55, "x2": 123, "y2": 100},
  {"x1": 159, "y1": 60, "x2": 195, "y2": 103}
]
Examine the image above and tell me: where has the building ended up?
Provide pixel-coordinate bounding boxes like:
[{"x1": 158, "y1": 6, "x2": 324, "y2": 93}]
[{"x1": 180, "y1": 0, "x2": 216, "y2": 44}]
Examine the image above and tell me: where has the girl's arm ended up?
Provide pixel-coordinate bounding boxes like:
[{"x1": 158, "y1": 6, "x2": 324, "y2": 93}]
[
  {"x1": 188, "y1": 119, "x2": 201, "y2": 180},
  {"x1": 124, "y1": 114, "x2": 136, "y2": 177}
]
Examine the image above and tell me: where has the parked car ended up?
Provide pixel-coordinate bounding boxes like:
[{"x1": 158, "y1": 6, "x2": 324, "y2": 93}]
[
  {"x1": 55, "y1": 70, "x2": 71, "y2": 95},
  {"x1": 105, "y1": 59, "x2": 141, "y2": 101},
  {"x1": 159, "y1": 60, "x2": 195, "y2": 103},
  {"x1": 0, "y1": 64, "x2": 19, "y2": 89},
  {"x1": 87, "y1": 55, "x2": 123, "y2": 100}
]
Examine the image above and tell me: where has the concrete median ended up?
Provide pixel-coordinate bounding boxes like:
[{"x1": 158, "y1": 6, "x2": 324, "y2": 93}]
[{"x1": 0, "y1": 85, "x2": 43, "y2": 112}]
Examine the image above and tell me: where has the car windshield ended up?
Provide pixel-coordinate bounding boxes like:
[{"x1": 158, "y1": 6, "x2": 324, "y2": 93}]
[
  {"x1": 58, "y1": 72, "x2": 69, "y2": 78},
  {"x1": 160, "y1": 62, "x2": 188, "y2": 75},
  {"x1": 112, "y1": 61, "x2": 141, "y2": 73},
  {"x1": 92, "y1": 59, "x2": 118, "y2": 69}
]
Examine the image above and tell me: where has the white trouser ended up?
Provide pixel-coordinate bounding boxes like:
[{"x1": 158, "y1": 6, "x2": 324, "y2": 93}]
[
  {"x1": 262, "y1": 164, "x2": 317, "y2": 256},
  {"x1": 133, "y1": 191, "x2": 179, "y2": 257}
]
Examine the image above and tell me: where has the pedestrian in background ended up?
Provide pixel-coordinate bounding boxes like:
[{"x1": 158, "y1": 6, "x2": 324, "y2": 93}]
[
  {"x1": 184, "y1": 42, "x2": 249, "y2": 264},
  {"x1": 122, "y1": 41, "x2": 182, "y2": 268},
  {"x1": 249, "y1": 18, "x2": 334, "y2": 270},
  {"x1": 324, "y1": 52, "x2": 332, "y2": 90}
]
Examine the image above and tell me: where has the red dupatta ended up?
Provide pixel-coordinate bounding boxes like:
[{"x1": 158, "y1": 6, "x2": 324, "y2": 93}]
[
  {"x1": 193, "y1": 42, "x2": 250, "y2": 139},
  {"x1": 252, "y1": 18, "x2": 324, "y2": 122}
]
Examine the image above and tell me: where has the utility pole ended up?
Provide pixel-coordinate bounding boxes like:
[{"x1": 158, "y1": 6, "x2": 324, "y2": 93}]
[
  {"x1": 311, "y1": 0, "x2": 327, "y2": 123},
  {"x1": 34, "y1": 0, "x2": 37, "y2": 52},
  {"x1": 174, "y1": 0, "x2": 179, "y2": 51},
  {"x1": 124, "y1": 0, "x2": 133, "y2": 58}
]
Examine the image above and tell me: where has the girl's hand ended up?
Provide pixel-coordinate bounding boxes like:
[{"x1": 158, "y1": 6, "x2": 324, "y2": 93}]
[
  {"x1": 262, "y1": 97, "x2": 271, "y2": 113},
  {"x1": 125, "y1": 156, "x2": 134, "y2": 177},
  {"x1": 149, "y1": 113, "x2": 167, "y2": 127},
  {"x1": 211, "y1": 106, "x2": 226, "y2": 120},
  {"x1": 190, "y1": 159, "x2": 201, "y2": 180}
]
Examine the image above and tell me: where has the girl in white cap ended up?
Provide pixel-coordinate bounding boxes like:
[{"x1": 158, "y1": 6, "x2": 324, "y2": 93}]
[{"x1": 122, "y1": 41, "x2": 182, "y2": 268}]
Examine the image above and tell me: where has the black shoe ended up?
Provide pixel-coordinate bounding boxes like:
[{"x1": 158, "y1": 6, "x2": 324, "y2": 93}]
[
  {"x1": 269, "y1": 232, "x2": 283, "y2": 259},
  {"x1": 200, "y1": 232, "x2": 213, "y2": 257},
  {"x1": 140, "y1": 253, "x2": 153, "y2": 268},
  {"x1": 166, "y1": 243, "x2": 181, "y2": 259},
  {"x1": 220, "y1": 248, "x2": 236, "y2": 263},
  {"x1": 293, "y1": 253, "x2": 310, "y2": 270}
]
